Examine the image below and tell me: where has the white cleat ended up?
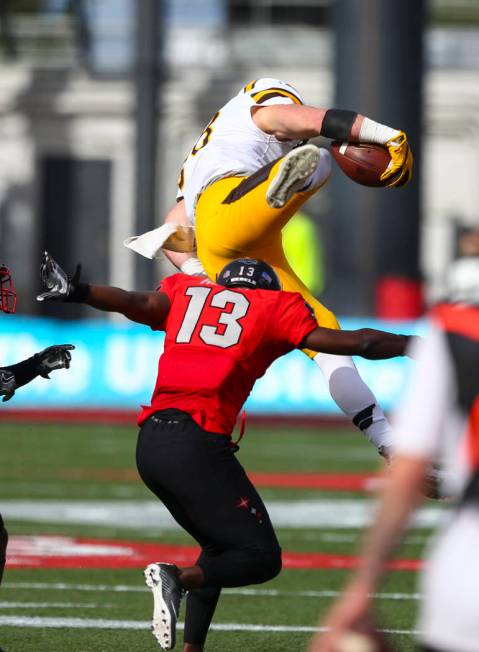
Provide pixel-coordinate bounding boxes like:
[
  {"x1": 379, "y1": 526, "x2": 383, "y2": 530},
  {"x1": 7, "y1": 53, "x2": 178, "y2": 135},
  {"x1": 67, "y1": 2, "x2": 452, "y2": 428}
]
[
  {"x1": 144, "y1": 562, "x2": 185, "y2": 650},
  {"x1": 266, "y1": 144, "x2": 321, "y2": 208}
]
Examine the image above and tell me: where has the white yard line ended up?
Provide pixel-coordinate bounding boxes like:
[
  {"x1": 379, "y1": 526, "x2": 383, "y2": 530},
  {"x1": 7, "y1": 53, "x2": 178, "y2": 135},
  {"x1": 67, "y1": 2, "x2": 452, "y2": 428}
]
[
  {"x1": 0, "y1": 615, "x2": 420, "y2": 636},
  {"x1": 0, "y1": 601, "x2": 106, "y2": 609},
  {"x1": 3, "y1": 581, "x2": 421, "y2": 601},
  {"x1": 0, "y1": 498, "x2": 446, "y2": 529}
]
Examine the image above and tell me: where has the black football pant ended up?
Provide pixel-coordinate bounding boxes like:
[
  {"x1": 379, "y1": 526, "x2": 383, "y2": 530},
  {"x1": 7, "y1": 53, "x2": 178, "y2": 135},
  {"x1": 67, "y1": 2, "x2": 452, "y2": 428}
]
[
  {"x1": 136, "y1": 409, "x2": 282, "y2": 645},
  {"x1": 0, "y1": 513, "x2": 7, "y2": 584}
]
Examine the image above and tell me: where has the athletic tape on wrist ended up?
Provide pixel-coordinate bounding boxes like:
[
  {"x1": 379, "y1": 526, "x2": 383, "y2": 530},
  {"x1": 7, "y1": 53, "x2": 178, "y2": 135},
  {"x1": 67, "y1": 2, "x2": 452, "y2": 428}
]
[{"x1": 358, "y1": 118, "x2": 400, "y2": 145}]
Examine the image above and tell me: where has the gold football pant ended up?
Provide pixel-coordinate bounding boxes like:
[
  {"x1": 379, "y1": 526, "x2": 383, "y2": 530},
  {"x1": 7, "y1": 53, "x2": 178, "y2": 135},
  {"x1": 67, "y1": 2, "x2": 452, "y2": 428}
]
[{"x1": 195, "y1": 157, "x2": 339, "y2": 358}]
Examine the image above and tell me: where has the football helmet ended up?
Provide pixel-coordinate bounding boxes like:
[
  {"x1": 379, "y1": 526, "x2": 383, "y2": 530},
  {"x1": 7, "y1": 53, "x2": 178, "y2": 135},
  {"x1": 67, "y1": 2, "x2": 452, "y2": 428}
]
[
  {"x1": 217, "y1": 258, "x2": 281, "y2": 291},
  {"x1": 0, "y1": 264, "x2": 17, "y2": 313}
]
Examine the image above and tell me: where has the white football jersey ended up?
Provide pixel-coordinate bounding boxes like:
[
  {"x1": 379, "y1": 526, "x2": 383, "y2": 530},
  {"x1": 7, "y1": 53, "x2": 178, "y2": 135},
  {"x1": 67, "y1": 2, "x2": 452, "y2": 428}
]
[{"x1": 177, "y1": 78, "x2": 305, "y2": 222}]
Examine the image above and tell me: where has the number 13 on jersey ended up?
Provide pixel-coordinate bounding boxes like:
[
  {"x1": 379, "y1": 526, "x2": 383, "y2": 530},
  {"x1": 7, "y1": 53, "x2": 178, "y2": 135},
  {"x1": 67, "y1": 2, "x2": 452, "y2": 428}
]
[{"x1": 176, "y1": 286, "x2": 250, "y2": 349}]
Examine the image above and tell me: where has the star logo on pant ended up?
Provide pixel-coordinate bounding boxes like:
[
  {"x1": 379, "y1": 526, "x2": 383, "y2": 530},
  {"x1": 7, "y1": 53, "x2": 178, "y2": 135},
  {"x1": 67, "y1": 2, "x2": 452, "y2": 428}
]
[{"x1": 237, "y1": 497, "x2": 250, "y2": 510}]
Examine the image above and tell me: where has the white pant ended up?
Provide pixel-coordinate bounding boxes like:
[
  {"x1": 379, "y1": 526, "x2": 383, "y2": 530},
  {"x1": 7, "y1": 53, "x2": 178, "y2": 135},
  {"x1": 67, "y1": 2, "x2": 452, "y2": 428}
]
[{"x1": 419, "y1": 506, "x2": 479, "y2": 652}]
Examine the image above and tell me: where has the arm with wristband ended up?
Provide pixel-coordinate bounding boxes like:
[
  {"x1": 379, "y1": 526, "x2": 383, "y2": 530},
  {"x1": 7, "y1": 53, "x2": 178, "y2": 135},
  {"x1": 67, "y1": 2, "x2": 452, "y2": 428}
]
[
  {"x1": 252, "y1": 104, "x2": 412, "y2": 187},
  {"x1": 37, "y1": 252, "x2": 171, "y2": 327}
]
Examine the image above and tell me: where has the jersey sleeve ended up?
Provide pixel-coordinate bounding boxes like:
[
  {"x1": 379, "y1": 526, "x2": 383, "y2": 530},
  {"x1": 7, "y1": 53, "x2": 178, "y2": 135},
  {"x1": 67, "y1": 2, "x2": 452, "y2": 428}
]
[
  {"x1": 155, "y1": 274, "x2": 177, "y2": 301},
  {"x1": 151, "y1": 274, "x2": 181, "y2": 331},
  {"x1": 243, "y1": 78, "x2": 304, "y2": 107},
  {"x1": 273, "y1": 292, "x2": 318, "y2": 348}
]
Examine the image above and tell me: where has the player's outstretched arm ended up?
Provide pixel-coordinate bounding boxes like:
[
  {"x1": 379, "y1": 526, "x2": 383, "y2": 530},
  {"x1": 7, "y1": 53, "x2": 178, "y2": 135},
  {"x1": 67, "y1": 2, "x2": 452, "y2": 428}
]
[
  {"x1": 37, "y1": 251, "x2": 171, "y2": 327},
  {"x1": 252, "y1": 104, "x2": 412, "y2": 186},
  {"x1": 1, "y1": 344, "x2": 75, "y2": 402},
  {"x1": 85, "y1": 284, "x2": 171, "y2": 327},
  {"x1": 301, "y1": 327, "x2": 411, "y2": 360}
]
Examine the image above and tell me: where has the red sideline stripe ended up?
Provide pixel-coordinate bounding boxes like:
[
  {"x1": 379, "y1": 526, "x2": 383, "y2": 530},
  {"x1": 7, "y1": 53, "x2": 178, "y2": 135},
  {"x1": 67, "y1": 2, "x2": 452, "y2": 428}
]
[
  {"x1": 0, "y1": 409, "x2": 349, "y2": 428},
  {"x1": 249, "y1": 472, "x2": 384, "y2": 492},
  {"x1": 6, "y1": 536, "x2": 422, "y2": 571},
  {"x1": 60, "y1": 468, "x2": 383, "y2": 492}
]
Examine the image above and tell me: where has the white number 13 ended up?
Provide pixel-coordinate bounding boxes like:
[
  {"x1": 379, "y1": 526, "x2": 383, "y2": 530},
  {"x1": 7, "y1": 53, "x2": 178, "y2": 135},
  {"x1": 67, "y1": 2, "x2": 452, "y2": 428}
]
[{"x1": 176, "y1": 287, "x2": 250, "y2": 348}]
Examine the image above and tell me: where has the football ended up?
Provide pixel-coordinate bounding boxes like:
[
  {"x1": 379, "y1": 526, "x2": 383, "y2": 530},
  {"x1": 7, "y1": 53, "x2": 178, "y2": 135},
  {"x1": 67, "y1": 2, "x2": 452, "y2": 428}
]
[
  {"x1": 330, "y1": 142, "x2": 392, "y2": 187},
  {"x1": 336, "y1": 631, "x2": 378, "y2": 652}
]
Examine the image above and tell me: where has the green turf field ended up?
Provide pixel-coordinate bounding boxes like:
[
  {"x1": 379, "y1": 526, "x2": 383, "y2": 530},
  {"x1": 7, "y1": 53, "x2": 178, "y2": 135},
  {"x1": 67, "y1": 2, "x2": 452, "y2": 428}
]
[{"x1": 0, "y1": 421, "x2": 437, "y2": 651}]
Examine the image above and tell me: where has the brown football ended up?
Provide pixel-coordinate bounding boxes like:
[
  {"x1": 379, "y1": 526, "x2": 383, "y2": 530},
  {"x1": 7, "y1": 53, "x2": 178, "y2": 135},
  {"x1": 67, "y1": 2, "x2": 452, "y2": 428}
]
[{"x1": 330, "y1": 142, "x2": 392, "y2": 187}]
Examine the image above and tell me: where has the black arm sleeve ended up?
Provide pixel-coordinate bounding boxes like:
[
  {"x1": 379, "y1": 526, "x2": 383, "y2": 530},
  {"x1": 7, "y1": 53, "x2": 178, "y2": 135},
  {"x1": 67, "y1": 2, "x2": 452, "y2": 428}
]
[
  {"x1": 320, "y1": 109, "x2": 358, "y2": 141},
  {"x1": 4, "y1": 356, "x2": 40, "y2": 389}
]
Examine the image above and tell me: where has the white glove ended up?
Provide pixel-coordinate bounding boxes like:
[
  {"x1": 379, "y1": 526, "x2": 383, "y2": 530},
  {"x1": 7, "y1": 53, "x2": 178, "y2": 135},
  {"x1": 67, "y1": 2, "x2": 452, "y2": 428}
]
[{"x1": 124, "y1": 224, "x2": 196, "y2": 258}]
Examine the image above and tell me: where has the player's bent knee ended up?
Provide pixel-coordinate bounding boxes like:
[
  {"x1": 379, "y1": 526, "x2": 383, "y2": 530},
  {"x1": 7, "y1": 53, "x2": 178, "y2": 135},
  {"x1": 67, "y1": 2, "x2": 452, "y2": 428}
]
[{"x1": 247, "y1": 547, "x2": 282, "y2": 584}]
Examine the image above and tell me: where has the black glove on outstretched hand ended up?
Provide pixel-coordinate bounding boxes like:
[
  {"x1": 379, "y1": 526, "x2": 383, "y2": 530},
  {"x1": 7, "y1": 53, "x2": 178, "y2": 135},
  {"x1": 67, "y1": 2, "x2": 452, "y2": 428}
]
[
  {"x1": 0, "y1": 368, "x2": 17, "y2": 402},
  {"x1": 34, "y1": 344, "x2": 75, "y2": 379},
  {"x1": 0, "y1": 345, "x2": 76, "y2": 398},
  {"x1": 37, "y1": 251, "x2": 90, "y2": 303}
]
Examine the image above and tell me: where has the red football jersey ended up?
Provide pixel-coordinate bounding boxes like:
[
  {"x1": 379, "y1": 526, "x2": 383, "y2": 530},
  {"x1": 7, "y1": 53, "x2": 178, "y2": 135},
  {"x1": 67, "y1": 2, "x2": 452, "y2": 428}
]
[{"x1": 138, "y1": 274, "x2": 317, "y2": 434}]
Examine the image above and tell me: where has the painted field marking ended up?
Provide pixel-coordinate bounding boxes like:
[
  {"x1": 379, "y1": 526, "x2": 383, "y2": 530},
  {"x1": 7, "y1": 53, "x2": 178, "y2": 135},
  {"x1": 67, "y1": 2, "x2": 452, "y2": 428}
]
[
  {"x1": 0, "y1": 614, "x2": 421, "y2": 636},
  {"x1": 4, "y1": 535, "x2": 423, "y2": 570},
  {"x1": 3, "y1": 581, "x2": 422, "y2": 601},
  {"x1": 0, "y1": 601, "x2": 106, "y2": 609},
  {"x1": 0, "y1": 498, "x2": 446, "y2": 529},
  {"x1": 60, "y1": 468, "x2": 385, "y2": 492}
]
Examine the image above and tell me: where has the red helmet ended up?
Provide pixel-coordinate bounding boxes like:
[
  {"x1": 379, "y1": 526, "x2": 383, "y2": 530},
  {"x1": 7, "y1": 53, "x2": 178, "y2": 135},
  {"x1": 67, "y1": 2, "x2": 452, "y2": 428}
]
[{"x1": 0, "y1": 265, "x2": 17, "y2": 313}]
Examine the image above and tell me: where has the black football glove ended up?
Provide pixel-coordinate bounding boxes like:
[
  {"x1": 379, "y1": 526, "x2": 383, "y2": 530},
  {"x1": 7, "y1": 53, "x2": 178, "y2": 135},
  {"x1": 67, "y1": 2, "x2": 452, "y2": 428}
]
[
  {"x1": 33, "y1": 344, "x2": 75, "y2": 379},
  {"x1": 0, "y1": 368, "x2": 16, "y2": 402},
  {"x1": 37, "y1": 251, "x2": 89, "y2": 303}
]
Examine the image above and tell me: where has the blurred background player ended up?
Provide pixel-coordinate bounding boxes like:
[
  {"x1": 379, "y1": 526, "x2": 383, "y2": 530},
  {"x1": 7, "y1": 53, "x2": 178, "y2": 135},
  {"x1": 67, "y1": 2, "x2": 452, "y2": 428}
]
[
  {"x1": 38, "y1": 251, "x2": 410, "y2": 651},
  {"x1": 125, "y1": 77, "x2": 413, "y2": 462},
  {"x1": 0, "y1": 264, "x2": 74, "y2": 585},
  {"x1": 309, "y1": 260, "x2": 479, "y2": 652}
]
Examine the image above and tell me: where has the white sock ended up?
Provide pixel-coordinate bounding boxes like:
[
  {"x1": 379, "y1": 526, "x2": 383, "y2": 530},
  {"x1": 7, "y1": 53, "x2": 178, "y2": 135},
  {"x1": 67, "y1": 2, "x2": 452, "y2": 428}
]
[
  {"x1": 299, "y1": 148, "x2": 332, "y2": 192},
  {"x1": 313, "y1": 352, "x2": 393, "y2": 449}
]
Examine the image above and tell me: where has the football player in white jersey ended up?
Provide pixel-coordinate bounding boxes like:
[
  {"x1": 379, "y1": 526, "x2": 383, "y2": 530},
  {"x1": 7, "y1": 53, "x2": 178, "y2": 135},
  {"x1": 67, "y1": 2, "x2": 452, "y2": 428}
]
[
  {"x1": 126, "y1": 78, "x2": 412, "y2": 461},
  {"x1": 311, "y1": 265, "x2": 479, "y2": 652}
]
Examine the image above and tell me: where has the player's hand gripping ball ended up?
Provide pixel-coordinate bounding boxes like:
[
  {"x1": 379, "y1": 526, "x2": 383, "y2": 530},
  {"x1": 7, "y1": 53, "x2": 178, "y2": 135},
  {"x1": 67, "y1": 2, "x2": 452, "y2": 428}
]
[{"x1": 330, "y1": 140, "x2": 411, "y2": 188}]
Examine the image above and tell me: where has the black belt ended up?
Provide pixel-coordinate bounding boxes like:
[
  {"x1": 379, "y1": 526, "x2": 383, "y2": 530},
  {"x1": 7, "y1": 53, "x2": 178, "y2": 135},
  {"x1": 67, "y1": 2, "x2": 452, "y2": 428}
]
[{"x1": 150, "y1": 408, "x2": 193, "y2": 424}]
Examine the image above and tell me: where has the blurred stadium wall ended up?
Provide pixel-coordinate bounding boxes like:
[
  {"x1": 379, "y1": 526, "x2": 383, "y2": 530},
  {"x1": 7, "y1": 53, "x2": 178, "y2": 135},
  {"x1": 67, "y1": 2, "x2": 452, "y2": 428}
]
[{"x1": 0, "y1": 1, "x2": 478, "y2": 415}]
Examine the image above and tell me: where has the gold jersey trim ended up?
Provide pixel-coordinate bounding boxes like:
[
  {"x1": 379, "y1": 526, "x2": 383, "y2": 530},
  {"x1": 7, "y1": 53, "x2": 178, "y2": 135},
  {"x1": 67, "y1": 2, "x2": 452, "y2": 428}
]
[{"x1": 243, "y1": 79, "x2": 258, "y2": 93}]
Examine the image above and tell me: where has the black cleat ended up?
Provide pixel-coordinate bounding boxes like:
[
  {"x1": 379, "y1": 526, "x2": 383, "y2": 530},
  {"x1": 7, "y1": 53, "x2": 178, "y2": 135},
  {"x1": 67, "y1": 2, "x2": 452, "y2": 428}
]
[{"x1": 144, "y1": 562, "x2": 185, "y2": 650}]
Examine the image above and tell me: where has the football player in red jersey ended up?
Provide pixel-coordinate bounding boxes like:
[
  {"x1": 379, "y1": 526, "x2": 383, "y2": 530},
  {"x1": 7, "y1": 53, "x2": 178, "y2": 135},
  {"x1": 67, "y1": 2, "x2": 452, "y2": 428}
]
[
  {"x1": 125, "y1": 78, "x2": 414, "y2": 466},
  {"x1": 0, "y1": 264, "x2": 74, "y2": 584},
  {"x1": 38, "y1": 251, "x2": 411, "y2": 652}
]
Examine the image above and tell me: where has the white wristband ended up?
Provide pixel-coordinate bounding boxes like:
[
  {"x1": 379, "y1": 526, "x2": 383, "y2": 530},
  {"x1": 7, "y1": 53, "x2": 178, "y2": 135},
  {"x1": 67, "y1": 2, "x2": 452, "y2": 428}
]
[
  {"x1": 359, "y1": 118, "x2": 400, "y2": 146},
  {"x1": 180, "y1": 257, "x2": 206, "y2": 276}
]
